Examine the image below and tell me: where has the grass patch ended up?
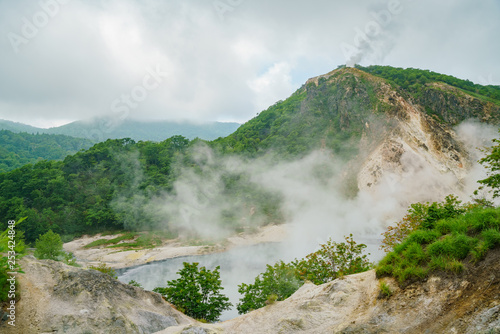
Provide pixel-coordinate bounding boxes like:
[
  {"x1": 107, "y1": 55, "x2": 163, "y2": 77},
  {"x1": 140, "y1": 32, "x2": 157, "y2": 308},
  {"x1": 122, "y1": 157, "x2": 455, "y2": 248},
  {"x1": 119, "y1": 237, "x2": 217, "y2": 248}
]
[
  {"x1": 379, "y1": 281, "x2": 392, "y2": 298},
  {"x1": 84, "y1": 232, "x2": 138, "y2": 249},
  {"x1": 376, "y1": 207, "x2": 500, "y2": 283},
  {"x1": 106, "y1": 231, "x2": 176, "y2": 250},
  {"x1": 426, "y1": 233, "x2": 477, "y2": 260},
  {"x1": 100, "y1": 230, "x2": 128, "y2": 236}
]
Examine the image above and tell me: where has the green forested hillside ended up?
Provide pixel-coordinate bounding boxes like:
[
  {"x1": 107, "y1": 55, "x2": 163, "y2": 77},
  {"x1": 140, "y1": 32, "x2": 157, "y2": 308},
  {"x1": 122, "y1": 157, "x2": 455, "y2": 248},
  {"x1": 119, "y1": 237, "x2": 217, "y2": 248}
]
[
  {"x1": 0, "y1": 136, "x2": 282, "y2": 243},
  {"x1": 1, "y1": 66, "x2": 499, "y2": 244},
  {"x1": 0, "y1": 130, "x2": 94, "y2": 173}
]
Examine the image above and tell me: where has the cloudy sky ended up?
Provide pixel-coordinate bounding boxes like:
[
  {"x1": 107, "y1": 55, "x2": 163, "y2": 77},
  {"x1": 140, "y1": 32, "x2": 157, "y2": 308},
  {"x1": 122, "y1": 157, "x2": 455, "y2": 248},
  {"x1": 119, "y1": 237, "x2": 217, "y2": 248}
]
[{"x1": 0, "y1": 0, "x2": 499, "y2": 128}]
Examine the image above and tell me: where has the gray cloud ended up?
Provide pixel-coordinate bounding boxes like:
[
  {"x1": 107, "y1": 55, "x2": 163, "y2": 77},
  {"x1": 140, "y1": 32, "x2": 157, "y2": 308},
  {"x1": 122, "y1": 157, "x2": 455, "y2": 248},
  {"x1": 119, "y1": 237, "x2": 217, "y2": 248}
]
[{"x1": 0, "y1": 0, "x2": 499, "y2": 127}]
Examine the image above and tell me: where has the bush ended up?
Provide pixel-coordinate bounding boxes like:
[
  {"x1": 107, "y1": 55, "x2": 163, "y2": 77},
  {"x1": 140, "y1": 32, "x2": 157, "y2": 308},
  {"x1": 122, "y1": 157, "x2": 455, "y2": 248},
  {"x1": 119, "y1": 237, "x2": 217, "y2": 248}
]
[
  {"x1": 237, "y1": 261, "x2": 302, "y2": 314},
  {"x1": 381, "y1": 195, "x2": 467, "y2": 252},
  {"x1": 34, "y1": 230, "x2": 63, "y2": 260},
  {"x1": 477, "y1": 131, "x2": 500, "y2": 198},
  {"x1": 406, "y1": 229, "x2": 441, "y2": 245},
  {"x1": 294, "y1": 234, "x2": 371, "y2": 284},
  {"x1": 154, "y1": 262, "x2": 231, "y2": 322},
  {"x1": 62, "y1": 251, "x2": 79, "y2": 266},
  {"x1": 128, "y1": 280, "x2": 143, "y2": 288},
  {"x1": 237, "y1": 234, "x2": 371, "y2": 314},
  {"x1": 480, "y1": 228, "x2": 500, "y2": 248}
]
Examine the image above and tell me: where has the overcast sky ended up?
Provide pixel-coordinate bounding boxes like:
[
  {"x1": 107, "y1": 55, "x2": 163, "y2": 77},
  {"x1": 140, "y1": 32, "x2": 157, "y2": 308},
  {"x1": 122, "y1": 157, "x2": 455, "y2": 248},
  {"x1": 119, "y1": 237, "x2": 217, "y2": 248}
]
[{"x1": 0, "y1": 0, "x2": 499, "y2": 128}]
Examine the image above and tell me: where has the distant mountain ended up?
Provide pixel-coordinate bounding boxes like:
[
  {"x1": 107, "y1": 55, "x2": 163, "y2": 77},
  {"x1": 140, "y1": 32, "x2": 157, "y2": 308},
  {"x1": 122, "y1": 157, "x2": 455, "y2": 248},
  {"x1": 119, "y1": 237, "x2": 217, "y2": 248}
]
[
  {"x1": 0, "y1": 120, "x2": 44, "y2": 133},
  {"x1": 0, "y1": 129, "x2": 94, "y2": 173},
  {"x1": 0, "y1": 118, "x2": 241, "y2": 142}
]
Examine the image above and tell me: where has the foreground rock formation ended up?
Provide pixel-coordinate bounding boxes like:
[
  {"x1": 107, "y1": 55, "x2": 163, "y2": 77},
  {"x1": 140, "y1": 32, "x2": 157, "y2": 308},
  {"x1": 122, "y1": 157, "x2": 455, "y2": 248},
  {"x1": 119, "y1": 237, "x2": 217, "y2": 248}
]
[{"x1": 0, "y1": 256, "x2": 192, "y2": 334}]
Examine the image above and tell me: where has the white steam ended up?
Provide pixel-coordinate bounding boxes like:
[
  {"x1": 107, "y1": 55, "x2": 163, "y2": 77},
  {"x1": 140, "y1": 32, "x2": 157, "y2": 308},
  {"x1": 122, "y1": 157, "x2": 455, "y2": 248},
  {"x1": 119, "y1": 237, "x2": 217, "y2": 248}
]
[{"x1": 150, "y1": 121, "x2": 498, "y2": 259}]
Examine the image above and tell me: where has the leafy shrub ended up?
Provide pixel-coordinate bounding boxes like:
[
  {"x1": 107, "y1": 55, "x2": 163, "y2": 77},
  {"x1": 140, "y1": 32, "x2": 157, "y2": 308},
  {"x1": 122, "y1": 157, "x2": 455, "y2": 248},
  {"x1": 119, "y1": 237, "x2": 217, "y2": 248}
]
[
  {"x1": 154, "y1": 262, "x2": 231, "y2": 322},
  {"x1": 294, "y1": 234, "x2": 371, "y2": 284},
  {"x1": 88, "y1": 263, "x2": 117, "y2": 279},
  {"x1": 237, "y1": 235, "x2": 371, "y2": 314},
  {"x1": 237, "y1": 261, "x2": 302, "y2": 314},
  {"x1": 477, "y1": 131, "x2": 500, "y2": 198},
  {"x1": 62, "y1": 251, "x2": 79, "y2": 266},
  {"x1": 381, "y1": 195, "x2": 467, "y2": 252},
  {"x1": 128, "y1": 280, "x2": 143, "y2": 288},
  {"x1": 34, "y1": 230, "x2": 63, "y2": 260}
]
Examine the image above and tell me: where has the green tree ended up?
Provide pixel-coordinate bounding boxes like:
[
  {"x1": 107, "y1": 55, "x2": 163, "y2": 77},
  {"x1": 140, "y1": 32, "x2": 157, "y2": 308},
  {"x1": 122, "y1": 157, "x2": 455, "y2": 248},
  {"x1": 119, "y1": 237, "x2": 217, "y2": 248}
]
[
  {"x1": 34, "y1": 229, "x2": 63, "y2": 260},
  {"x1": 153, "y1": 262, "x2": 231, "y2": 322},
  {"x1": 477, "y1": 132, "x2": 500, "y2": 198},
  {"x1": 237, "y1": 235, "x2": 371, "y2": 314},
  {"x1": 237, "y1": 261, "x2": 301, "y2": 314},
  {"x1": 294, "y1": 234, "x2": 371, "y2": 284}
]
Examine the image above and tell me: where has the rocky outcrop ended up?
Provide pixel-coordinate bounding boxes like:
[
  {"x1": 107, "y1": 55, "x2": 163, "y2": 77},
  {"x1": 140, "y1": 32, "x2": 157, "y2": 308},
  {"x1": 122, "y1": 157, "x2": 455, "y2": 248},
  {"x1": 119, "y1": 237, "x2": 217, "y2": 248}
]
[
  {"x1": 0, "y1": 256, "x2": 193, "y2": 334},
  {"x1": 357, "y1": 80, "x2": 470, "y2": 200},
  {"x1": 157, "y1": 249, "x2": 500, "y2": 334},
  {"x1": 415, "y1": 83, "x2": 500, "y2": 125}
]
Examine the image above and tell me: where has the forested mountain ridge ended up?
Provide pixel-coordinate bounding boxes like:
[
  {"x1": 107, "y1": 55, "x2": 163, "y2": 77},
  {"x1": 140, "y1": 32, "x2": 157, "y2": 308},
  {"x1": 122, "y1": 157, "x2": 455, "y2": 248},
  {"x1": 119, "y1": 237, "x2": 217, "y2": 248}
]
[
  {"x1": 0, "y1": 130, "x2": 94, "y2": 173},
  {"x1": 0, "y1": 118, "x2": 240, "y2": 142},
  {"x1": 1, "y1": 66, "x2": 498, "y2": 244}
]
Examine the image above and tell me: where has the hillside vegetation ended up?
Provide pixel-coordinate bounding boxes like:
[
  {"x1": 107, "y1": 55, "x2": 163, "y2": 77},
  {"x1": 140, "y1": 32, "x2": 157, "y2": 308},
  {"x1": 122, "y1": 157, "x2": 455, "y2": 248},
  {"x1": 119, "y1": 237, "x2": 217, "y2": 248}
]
[
  {"x1": 0, "y1": 130, "x2": 93, "y2": 173},
  {"x1": 377, "y1": 203, "x2": 500, "y2": 283},
  {"x1": 357, "y1": 65, "x2": 500, "y2": 124}
]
